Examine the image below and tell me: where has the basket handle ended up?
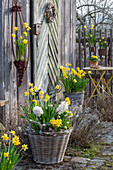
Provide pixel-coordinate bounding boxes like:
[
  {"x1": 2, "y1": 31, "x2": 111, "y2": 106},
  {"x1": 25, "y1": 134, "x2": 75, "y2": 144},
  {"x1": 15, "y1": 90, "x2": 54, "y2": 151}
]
[{"x1": 29, "y1": 121, "x2": 42, "y2": 134}]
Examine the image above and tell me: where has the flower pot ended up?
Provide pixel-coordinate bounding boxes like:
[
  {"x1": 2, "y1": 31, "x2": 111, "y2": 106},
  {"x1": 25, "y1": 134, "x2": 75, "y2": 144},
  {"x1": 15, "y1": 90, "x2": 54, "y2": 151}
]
[
  {"x1": 14, "y1": 60, "x2": 28, "y2": 86},
  {"x1": 90, "y1": 60, "x2": 99, "y2": 68},
  {"x1": 65, "y1": 92, "x2": 84, "y2": 114},
  {"x1": 28, "y1": 121, "x2": 72, "y2": 164},
  {"x1": 91, "y1": 47, "x2": 95, "y2": 52},
  {"x1": 98, "y1": 49, "x2": 107, "y2": 56}
]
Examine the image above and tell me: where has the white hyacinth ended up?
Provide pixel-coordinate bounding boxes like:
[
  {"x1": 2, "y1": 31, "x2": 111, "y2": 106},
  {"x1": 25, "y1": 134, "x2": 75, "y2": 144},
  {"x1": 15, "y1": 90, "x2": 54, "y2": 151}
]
[
  {"x1": 56, "y1": 101, "x2": 68, "y2": 114},
  {"x1": 33, "y1": 106, "x2": 43, "y2": 117}
]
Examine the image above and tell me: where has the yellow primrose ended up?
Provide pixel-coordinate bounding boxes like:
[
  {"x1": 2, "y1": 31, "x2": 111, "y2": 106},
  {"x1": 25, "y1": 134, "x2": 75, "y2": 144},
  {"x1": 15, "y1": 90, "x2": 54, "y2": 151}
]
[
  {"x1": 24, "y1": 92, "x2": 29, "y2": 96},
  {"x1": 60, "y1": 66, "x2": 65, "y2": 70},
  {"x1": 10, "y1": 130, "x2": 15, "y2": 135},
  {"x1": 34, "y1": 86, "x2": 37, "y2": 91},
  {"x1": 71, "y1": 68, "x2": 75, "y2": 74},
  {"x1": 23, "y1": 39, "x2": 28, "y2": 44},
  {"x1": 82, "y1": 73, "x2": 85, "y2": 77},
  {"x1": 4, "y1": 152, "x2": 9, "y2": 158},
  {"x1": 56, "y1": 85, "x2": 60, "y2": 90},
  {"x1": 91, "y1": 55, "x2": 98, "y2": 59},
  {"x1": 73, "y1": 79, "x2": 77, "y2": 83},
  {"x1": 77, "y1": 74, "x2": 82, "y2": 79},
  {"x1": 29, "y1": 88, "x2": 34, "y2": 93},
  {"x1": 2, "y1": 134, "x2": 9, "y2": 141},
  {"x1": 88, "y1": 71, "x2": 91, "y2": 74},
  {"x1": 24, "y1": 22, "x2": 28, "y2": 28},
  {"x1": 22, "y1": 144, "x2": 28, "y2": 151},
  {"x1": 79, "y1": 70, "x2": 84, "y2": 74},
  {"x1": 12, "y1": 34, "x2": 16, "y2": 38},
  {"x1": 50, "y1": 119, "x2": 62, "y2": 128},
  {"x1": 14, "y1": 27, "x2": 18, "y2": 31},
  {"x1": 40, "y1": 91, "x2": 44, "y2": 95},
  {"x1": 29, "y1": 83, "x2": 33, "y2": 87}
]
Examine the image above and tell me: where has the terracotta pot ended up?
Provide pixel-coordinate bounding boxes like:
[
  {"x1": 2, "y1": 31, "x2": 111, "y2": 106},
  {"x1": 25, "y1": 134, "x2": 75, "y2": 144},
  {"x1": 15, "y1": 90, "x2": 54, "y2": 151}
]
[
  {"x1": 98, "y1": 49, "x2": 107, "y2": 56},
  {"x1": 91, "y1": 47, "x2": 95, "y2": 52},
  {"x1": 90, "y1": 60, "x2": 99, "y2": 67}
]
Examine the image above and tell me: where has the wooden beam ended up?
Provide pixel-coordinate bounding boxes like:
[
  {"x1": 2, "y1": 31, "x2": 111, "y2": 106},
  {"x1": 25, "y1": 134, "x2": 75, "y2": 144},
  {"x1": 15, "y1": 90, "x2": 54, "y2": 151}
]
[{"x1": 0, "y1": 100, "x2": 9, "y2": 107}]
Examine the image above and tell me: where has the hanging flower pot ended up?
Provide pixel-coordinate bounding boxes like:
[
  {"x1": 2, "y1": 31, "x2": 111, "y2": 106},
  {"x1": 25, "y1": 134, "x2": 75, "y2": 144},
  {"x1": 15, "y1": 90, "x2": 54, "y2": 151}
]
[
  {"x1": 91, "y1": 47, "x2": 95, "y2": 53},
  {"x1": 98, "y1": 49, "x2": 107, "y2": 56},
  {"x1": 11, "y1": 0, "x2": 31, "y2": 86}
]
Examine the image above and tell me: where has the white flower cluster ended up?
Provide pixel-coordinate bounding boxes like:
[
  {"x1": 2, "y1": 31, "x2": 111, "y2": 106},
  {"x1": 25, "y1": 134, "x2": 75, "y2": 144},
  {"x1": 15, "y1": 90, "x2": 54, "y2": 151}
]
[
  {"x1": 56, "y1": 101, "x2": 68, "y2": 114},
  {"x1": 33, "y1": 106, "x2": 43, "y2": 117}
]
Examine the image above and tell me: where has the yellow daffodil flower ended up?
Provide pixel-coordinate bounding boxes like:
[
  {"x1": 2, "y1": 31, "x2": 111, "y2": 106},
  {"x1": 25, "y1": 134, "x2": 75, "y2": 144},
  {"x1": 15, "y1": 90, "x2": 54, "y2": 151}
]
[
  {"x1": 99, "y1": 40, "x2": 101, "y2": 42},
  {"x1": 102, "y1": 37, "x2": 104, "y2": 39},
  {"x1": 65, "y1": 97, "x2": 71, "y2": 105},
  {"x1": 66, "y1": 63, "x2": 72, "y2": 66},
  {"x1": 69, "y1": 113, "x2": 73, "y2": 116},
  {"x1": 20, "y1": 36, "x2": 23, "y2": 39},
  {"x1": 2, "y1": 134, "x2": 9, "y2": 141},
  {"x1": 84, "y1": 25, "x2": 86, "y2": 28},
  {"x1": 22, "y1": 144, "x2": 28, "y2": 151},
  {"x1": 91, "y1": 25, "x2": 94, "y2": 27},
  {"x1": 14, "y1": 27, "x2": 18, "y2": 31},
  {"x1": 76, "y1": 67, "x2": 80, "y2": 71},
  {"x1": 29, "y1": 88, "x2": 34, "y2": 93},
  {"x1": 23, "y1": 32, "x2": 28, "y2": 37},
  {"x1": 34, "y1": 86, "x2": 37, "y2": 91},
  {"x1": 39, "y1": 96, "x2": 43, "y2": 99},
  {"x1": 88, "y1": 71, "x2": 91, "y2": 74},
  {"x1": 23, "y1": 39, "x2": 28, "y2": 44},
  {"x1": 12, "y1": 136, "x2": 21, "y2": 146},
  {"x1": 32, "y1": 92, "x2": 36, "y2": 95},
  {"x1": 12, "y1": 34, "x2": 16, "y2": 38},
  {"x1": 66, "y1": 68, "x2": 70, "y2": 71},
  {"x1": 24, "y1": 22, "x2": 28, "y2": 28},
  {"x1": 104, "y1": 41, "x2": 106, "y2": 43},
  {"x1": 4, "y1": 152, "x2": 9, "y2": 158},
  {"x1": 56, "y1": 85, "x2": 60, "y2": 90},
  {"x1": 29, "y1": 83, "x2": 33, "y2": 87},
  {"x1": 27, "y1": 27, "x2": 31, "y2": 30},
  {"x1": 73, "y1": 79, "x2": 77, "y2": 83},
  {"x1": 24, "y1": 92, "x2": 29, "y2": 96},
  {"x1": 40, "y1": 91, "x2": 44, "y2": 95},
  {"x1": 90, "y1": 34, "x2": 92, "y2": 37},
  {"x1": 10, "y1": 130, "x2": 15, "y2": 135},
  {"x1": 66, "y1": 110, "x2": 69, "y2": 114}
]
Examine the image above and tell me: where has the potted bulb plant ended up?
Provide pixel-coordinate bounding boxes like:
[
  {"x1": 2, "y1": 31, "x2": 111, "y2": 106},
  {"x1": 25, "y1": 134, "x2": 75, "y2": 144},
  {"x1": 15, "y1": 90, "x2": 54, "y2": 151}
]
[
  {"x1": 20, "y1": 83, "x2": 76, "y2": 164},
  {"x1": 98, "y1": 37, "x2": 107, "y2": 56},
  {"x1": 84, "y1": 25, "x2": 97, "y2": 52},
  {"x1": 88, "y1": 55, "x2": 100, "y2": 68},
  {"x1": 56, "y1": 64, "x2": 87, "y2": 113}
]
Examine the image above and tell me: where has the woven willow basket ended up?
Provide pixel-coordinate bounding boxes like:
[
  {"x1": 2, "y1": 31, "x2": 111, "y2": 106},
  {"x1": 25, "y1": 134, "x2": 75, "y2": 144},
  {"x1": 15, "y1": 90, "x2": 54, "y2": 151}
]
[{"x1": 28, "y1": 121, "x2": 72, "y2": 164}]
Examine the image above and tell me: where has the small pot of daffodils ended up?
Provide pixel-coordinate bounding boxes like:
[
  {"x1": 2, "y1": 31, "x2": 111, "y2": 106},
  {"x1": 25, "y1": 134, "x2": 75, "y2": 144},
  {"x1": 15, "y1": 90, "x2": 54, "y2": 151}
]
[
  {"x1": 88, "y1": 55, "x2": 100, "y2": 68},
  {"x1": 56, "y1": 64, "x2": 87, "y2": 114},
  {"x1": 98, "y1": 37, "x2": 107, "y2": 56},
  {"x1": 20, "y1": 83, "x2": 76, "y2": 164},
  {"x1": 0, "y1": 131, "x2": 28, "y2": 170}
]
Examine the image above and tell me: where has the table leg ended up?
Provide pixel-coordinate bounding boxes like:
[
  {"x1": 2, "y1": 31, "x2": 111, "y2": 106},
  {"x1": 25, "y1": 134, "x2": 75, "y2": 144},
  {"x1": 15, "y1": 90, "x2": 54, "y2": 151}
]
[{"x1": 87, "y1": 71, "x2": 106, "y2": 104}]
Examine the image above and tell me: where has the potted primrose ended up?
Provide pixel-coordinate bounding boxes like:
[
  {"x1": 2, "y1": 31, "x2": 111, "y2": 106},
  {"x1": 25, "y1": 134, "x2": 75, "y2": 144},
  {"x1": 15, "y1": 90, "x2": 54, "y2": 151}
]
[
  {"x1": 98, "y1": 37, "x2": 107, "y2": 56},
  {"x1": 20, "y1": 83, "x2": 76, "y2": 164},
  {"x1": 56, "y1": 64, "x2": 87, "y2": 114},
  {"x1": 88, "y1": 55, "x2": 100, "y2": 68}
]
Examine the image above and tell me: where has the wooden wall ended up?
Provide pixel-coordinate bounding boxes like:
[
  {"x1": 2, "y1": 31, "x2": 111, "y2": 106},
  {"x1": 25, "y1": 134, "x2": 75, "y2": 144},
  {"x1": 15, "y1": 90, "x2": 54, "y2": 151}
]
[
  {"x1": 0, "y1": 0, "x2": 76, "y2": 128},
  {"x1": 60, "y1": 0, "x2": 76, "y2": 68},
  {"x1": 0, "y1": 0, "x2": 30, "y2": 128}
]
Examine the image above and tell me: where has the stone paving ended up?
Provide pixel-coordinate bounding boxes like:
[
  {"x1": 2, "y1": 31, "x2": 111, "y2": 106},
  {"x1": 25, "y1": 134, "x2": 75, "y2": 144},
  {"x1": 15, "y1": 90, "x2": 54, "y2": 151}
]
[{"x1": 14, "y1": 122, "x2": 113, "y2": 170}]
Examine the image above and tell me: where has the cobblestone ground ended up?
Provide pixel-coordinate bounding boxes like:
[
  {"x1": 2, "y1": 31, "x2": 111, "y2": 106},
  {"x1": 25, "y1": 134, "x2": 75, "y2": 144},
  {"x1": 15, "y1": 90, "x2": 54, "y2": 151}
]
[{"x1": 14, "y1": 122, "x2": 113, "y2": 170}]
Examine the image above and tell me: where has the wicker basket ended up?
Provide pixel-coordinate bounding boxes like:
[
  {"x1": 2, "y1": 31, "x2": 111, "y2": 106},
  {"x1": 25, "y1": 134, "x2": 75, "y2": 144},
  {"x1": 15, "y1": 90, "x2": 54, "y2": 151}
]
[{"x1": 28, "y1": 121, "x2": 72, "y2": 164}]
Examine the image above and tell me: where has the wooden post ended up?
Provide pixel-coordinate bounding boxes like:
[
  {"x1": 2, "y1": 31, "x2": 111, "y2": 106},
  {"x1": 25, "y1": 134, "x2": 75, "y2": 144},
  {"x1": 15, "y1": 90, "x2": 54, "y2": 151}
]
[{"x1": 60, "y1": 0, "x2": 76, "y2": 68}]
